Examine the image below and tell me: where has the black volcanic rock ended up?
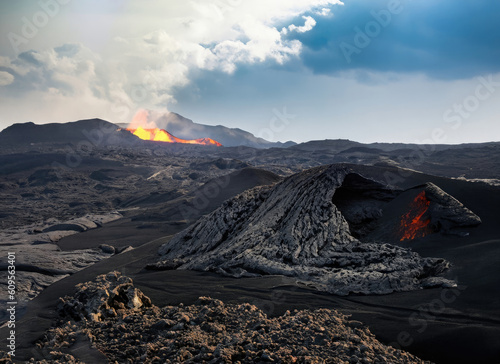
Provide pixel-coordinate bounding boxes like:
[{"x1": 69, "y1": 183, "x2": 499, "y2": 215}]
[
  {"x1": 158, "y1": 165, "x2": 454, "y2": 295},
  {"x1": 190, "y1": 158, "x2": 251, "y2": 171},
  {"x1": 331, "y1": 173, "x2": 400, "y2": 238},
  {"x1": 366, "y1": 182, "x2": 482, "y2": 242},
  {"x1": 27, "y1": 168, "x2": 59, "y2": 186},
  {"x1": 0, "y1": 119, "x2": 140, "y2": 147},
  {"x1": 424, "y1": 182, "x2": 482, "y2": 230}
]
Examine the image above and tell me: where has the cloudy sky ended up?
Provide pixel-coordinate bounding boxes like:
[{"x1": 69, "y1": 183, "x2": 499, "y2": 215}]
[{"x1": 0, "y1": 0, "x2": 499, "y2": 144}]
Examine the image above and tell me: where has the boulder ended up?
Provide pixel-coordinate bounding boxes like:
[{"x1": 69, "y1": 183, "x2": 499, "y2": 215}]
[
  {"x1": 424, "y1": 182, "x2": 482, "y2": 231},
  {"x1": 57, "y1": 271, "x2": 152, "y2": 322}
]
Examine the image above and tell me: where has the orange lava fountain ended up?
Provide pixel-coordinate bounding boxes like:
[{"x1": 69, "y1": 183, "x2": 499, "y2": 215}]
[
  {"x1": 126, "y1": 127, "x2": 222, "y2": 146},
  {"x1": 399, "y1": 191, "x2": 432, "y2": 241}
]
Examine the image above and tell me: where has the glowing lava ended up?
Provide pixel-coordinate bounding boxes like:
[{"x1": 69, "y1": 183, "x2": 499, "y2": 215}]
[
  {"x1": 399, "y1": 191, "x2": 432, "y2": 242},
  {"x1": 126, "y1": 127, "x2": 222, "y2": 146}
]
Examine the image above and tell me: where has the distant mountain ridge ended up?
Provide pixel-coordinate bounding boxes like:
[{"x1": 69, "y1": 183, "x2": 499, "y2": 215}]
[
  {"x1": 290, "y1": 139, "x2": 500, "y2": 152},
  {"x1": 0, "y1": 113, "x2": 296, "y2": 149},
  {"x1": 121, "y1": 112, "x2": 297, "y2": 149},
  {"x1": 0, "y1": 119, "x2": 139, "y2": 147},
  {"x1": 1, "y1": 116, "x2": 499, "y2": 170}
]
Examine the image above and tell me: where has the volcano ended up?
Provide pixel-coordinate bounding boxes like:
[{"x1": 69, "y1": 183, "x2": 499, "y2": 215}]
[
  {"x1": 126, "y1": 126, "x2": 222, "y2": 146},
  {"x1": 156, "y1": 165, "x2": 457, "y2": 296},
  {"x1": 121, "y1": 110, "x2": 296, "y2": 148}
]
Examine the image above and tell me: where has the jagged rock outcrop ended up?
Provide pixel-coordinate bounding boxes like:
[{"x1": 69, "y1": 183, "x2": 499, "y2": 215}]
[
  {"x1": 57, "y1": 271, "x2": 152, "y2": 322},
  {"x1": 158, "y1": 165, "x2": 454, "y2": 295},
  {"x1": 424, "y1": 182, "x2": 482, "y2": 231}
]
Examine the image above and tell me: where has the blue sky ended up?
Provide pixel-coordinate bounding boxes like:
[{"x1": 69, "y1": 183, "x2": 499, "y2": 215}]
[{"x1": 0, "y1": 0, "x2": 499, "y2": 143}]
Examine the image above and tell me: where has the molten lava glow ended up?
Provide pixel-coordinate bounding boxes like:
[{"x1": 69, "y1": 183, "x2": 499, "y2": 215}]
[
  {"x1": 126, "y1": 127, "x2": 222, "y2": 146},
  {"x1": 132, "y1": 127, "x2": 151, "y2": 141},
  {"x1": 399, "y1": 191, "x2": 432, "y2": 242}
]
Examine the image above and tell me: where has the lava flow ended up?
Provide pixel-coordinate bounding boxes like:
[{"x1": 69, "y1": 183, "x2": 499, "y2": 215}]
[
  {"x1": 126, "y1": 127, "x2": 222, "y2": 146},
  {"x1": 399, "y1": 191, "x2": 432, "y2": 241}
]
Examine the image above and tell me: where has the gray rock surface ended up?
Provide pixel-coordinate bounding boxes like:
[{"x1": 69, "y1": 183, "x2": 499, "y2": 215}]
[
  {"x1": 158, "y1": 165, "x2": 454, "y2": 295},
  {"x1": 0, "y1": 212, "x2": 122, "y2": 324}
]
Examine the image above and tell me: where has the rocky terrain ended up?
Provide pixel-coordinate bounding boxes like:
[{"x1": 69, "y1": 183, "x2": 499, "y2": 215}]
[
  {"x1": 13, "y1": 272, "x2": 430, "y2": 363},
  {"x1": 0, "y1": 146, "x2": 284, "y2": 330},
  {"x1": 0, "y1": 162, "x2": 281, "y2": 326},
  {"x1": 0, "y1": 212, "x2": 124, "y2": 322},
  {"x1": 0, "y1": 119, "x2": 498, "y2": 363},
  {"x1": 156, "y1": 165, "x2": 480, "y2": 295},
  {"x1": 0, "y1": 146, "x2": 259, "y2": 230}
]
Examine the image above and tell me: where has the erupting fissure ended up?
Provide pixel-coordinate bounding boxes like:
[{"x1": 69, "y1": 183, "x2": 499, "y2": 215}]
[
  {"x1": 126, "y1": 126, "x2": 222, "y2": 146},
  {"x1": 399, "y1": 191, "x2": 432, "y2": 241}
]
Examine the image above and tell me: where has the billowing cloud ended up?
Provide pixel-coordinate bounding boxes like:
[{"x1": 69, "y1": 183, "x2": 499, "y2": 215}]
[
  {"x1": 0, "y1": 0, "x2": 345, "y2": 125},
  {"x1": 0, "y1": 71, "x2": 14, "y2": 86},
  {"x1": 285, "y1": 16, "x2": 317, "y2": 34},
  {"x1": 295, "y1": 0, "x2": 500, "y2": 79},
  {"x1": 316, "y1": 8, "x2": 332, "y2": 16},
  {"x1": 0, "y1": 0, "x2": 499, "y2": 145},
  {"x1": 1, "y1": 44, "x2": 106, "y2": 98},
  {"x1": 0, "y1": 43, "x2": 132, "y2": 124}
]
